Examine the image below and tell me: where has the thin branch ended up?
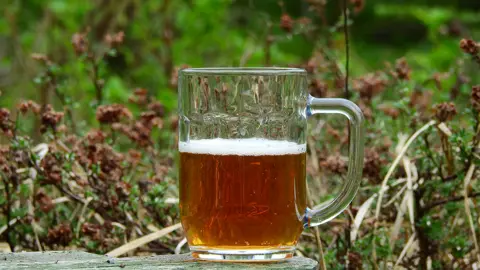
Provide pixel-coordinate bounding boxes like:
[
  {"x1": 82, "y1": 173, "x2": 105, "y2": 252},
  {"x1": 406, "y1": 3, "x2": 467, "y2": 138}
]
[
  {"x1": 305, "y1": 140, "x2": 327, "y2": 270},
  {"x1": 423, "y1": 191, "x2": 480, "y2": 211},
  {"x1": 53, "y1": 184, "x2": 85, "y2": 204},
  {"x1": 12, "y1": 111, "x2": 20, "y2": 139},
  {"x1": 439, "y1": 129, "x2": 455, "y2": 175},
  {"x1": 265, "y1": 22, "x2": 273, "y2": 66},
  {"x1": 343, "y1": 0, "x2": 350, "y2": 99},
  {"x1": 313, "y1": 227, "x2": 326, "y2": 269},
  {"x1": 88, "y1": 55, "x2": 103, "y2": 105},
  {"x1": 422, "y1": 134, "x2": 445, "y2": 180},
  {"x1": 158, "y1": 0, "x2": 173, "y2": 83},
  {"x1": 473, "y1": 54, "x2": 480, "y2": 67},
  {"x1": 47, "y1": 69, "x2": 77, "y2": 133},
  {"x1": 27, "y1": 148, "x2": 86, "y2": 205},
  {"x1": 443, "y1": 173, "x2": 458, "y2": 182}
]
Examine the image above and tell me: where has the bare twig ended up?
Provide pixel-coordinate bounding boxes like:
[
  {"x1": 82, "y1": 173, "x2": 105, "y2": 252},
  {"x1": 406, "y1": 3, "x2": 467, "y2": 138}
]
[
  {"x1": 313, "y1": 226, "x2": 326, "y2": 269},
  {"x1": 265, "y1": 22, "x2": 273, "y2": 66},
  {"x1": 46, "y1": 68, "x2": 77, "y2": 133},
  {"x1": 473, "y1": 54, "x2": 480, "y2": 67},
  {"x1": 160, "y1": 0, "x2": 174, "y2": 83},
  {"x1": 423, "y1": 191, "x2": 480, "y2": 211},
  {"x1": 88, "y1": 55, "x2": 103, "y2": 105},
  {"x1": 54, "y1": 183, "x2": 85, "y2": 204},
  {"x1": 342, "y1": 0, "x2": 350, "y2": 99},
  {"x1": 438, "y1": 127, "x2": 455, "y2": 175},
  {"x1": 306, "y1": 137, "x2": 327, "y2": 270},
  {"x1": 12, "y1": 111, "x2": 19, "y2": 139},
  {"x1": 422, "y1": 134, "x2": 445, "y2": 180}
]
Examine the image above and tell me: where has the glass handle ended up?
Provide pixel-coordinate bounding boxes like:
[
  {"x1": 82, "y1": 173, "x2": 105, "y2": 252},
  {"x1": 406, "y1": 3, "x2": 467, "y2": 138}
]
[{"x1": 304, "y1": 96, "x2": 365, "y2": 227}]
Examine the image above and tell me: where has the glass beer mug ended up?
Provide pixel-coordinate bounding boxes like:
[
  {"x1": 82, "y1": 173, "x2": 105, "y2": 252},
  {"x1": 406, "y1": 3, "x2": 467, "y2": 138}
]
[{"x1": 178, "y1": 68, "x2": 364, "y2": 261}]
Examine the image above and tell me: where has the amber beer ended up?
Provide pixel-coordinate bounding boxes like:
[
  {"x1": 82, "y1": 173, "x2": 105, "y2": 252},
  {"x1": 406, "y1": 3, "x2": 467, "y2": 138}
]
[{"x1": 179, "y1": 138, "x2": 307, "y2": 252}]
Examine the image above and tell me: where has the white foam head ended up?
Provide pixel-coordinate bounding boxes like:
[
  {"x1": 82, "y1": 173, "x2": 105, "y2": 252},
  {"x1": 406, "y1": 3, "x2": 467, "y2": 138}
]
[{"x1": 179, "y1": 138, "x2": 306, "y2": 156}]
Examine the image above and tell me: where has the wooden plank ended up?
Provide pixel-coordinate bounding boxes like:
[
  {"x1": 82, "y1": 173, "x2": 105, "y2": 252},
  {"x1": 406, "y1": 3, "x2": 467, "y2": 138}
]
[
  {"x1": 0, "y1": 251, "x2": 102, "y2": 263},
  {"x1": 0, "y1": 251, "x2": 318, "y2": 269}
]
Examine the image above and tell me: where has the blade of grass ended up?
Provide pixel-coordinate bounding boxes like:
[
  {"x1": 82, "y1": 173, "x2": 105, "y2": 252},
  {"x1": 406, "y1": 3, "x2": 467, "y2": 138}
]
[
  {"x1": 384, "y1": 183, "x2": 407, "y2": 207},
  {"x1": 0, "y1": 219, "x2": 18, "y2": 236},
  {"x1": 75, "y1": 197, "x2": 93, "y2": 238},
  {"x1": 372, "y1": 120, "x2": 436, "y2": 266},
  {"x1": 106, "y1": 223, "x2": 182, "y2": 257},
  {"x1": 390, "y1": 193, "x2": 407, "y2": 247},
  {"x1": 351, "y1": 194, "x2": 376, "y2": 242},
  {"x1": 306, "y1": 137, "x2": 327, "y2": 270},
  {"x1": 464, "y1": 157, "x2": 480, "y2": 263},
  {"x1": 403, "y1": 157, "x2": 416, "y2": 233},
  {"x1": 175, "y1": 237, "x2": 187, "y2": 254},
  {"x1": 393, "y1": 233, "x2": 416, "y2": 268}
]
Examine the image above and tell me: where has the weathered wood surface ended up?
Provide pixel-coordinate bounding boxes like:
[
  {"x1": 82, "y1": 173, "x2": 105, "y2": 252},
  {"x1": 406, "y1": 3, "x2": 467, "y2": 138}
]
[{"x1": 0, "y1": 251, "x2": 318, "y2": 269}]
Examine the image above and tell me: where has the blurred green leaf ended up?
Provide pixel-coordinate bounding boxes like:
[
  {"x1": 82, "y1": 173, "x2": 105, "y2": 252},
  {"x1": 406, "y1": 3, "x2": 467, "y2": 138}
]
[
  {"x1": 104, "y1": 76, "x2": 130, "y2": 103},
  {"x1": 156, "y1": 89, "x2": 177, "y2": 112}
]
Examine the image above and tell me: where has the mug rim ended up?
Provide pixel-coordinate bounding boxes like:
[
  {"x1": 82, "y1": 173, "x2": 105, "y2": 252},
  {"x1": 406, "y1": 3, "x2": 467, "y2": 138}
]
[{"x1": 181, "y1": 67, "x2": 306, "y2": 75}]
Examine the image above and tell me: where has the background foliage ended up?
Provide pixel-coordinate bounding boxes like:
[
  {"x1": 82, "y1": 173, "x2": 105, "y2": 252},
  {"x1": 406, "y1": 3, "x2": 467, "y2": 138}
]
[{"x1": 1, "y1": 0, "x2": 480, "y2": 269}]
